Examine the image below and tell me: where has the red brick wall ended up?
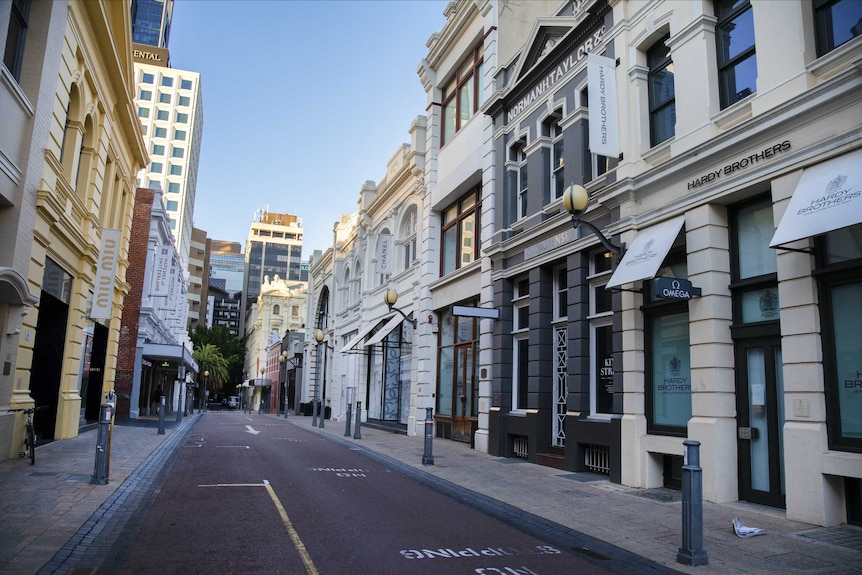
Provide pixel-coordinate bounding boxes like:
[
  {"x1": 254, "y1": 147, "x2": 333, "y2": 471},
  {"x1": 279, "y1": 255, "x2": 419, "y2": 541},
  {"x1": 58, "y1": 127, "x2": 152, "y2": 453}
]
[{"x1": 115, "y1": 188, "x2": 154, "y2": 418}]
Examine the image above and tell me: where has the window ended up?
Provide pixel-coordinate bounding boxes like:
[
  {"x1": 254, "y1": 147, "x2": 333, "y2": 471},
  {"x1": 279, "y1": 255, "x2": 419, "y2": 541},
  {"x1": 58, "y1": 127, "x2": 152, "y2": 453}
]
[
  {"x1": 154, "y1": 127, "x2": 167, "y2": 138},
  {"x1": 139, "y1": 89, "x2": 152, "y2": 101},
  {"x1": 647, "y1": 35, "x2": 675, "y2": 146},
  {"x1": 156, "y1": 109, "x2": 169, "y2": 121},
  {"x1": 507, "y1": 141, "x2": 528, "y2": 221},
  {"x1": 151, "y1": 144, "x2": 165, "y2": 155},
  {"x1": 649, "y1": 311, "x2": 692, "y2": 428},
  {"x1": 161, "y1": 75, "x2": 173, "y2": 87},
  {"x1": 147, "y1": 179, "x2": 161, "y2": 190},
  {"x1": 818, "y1": 225, "x2": 862, "y2": 451},
  {"x1": 137, "y1": 107, "x2": 150, "y2": 118},
  {"x1": 141, "y1": 125, "x2": 148, "y2": 136},
  {"x1": 554, "y1": 265, "x2": 568, "y2": 321},
  {"x1": 3, "y1": 0, "x2": 30, "y2": 82},
  {"x1": 441, "y1": 44, "x2": 484, "y2": 146},
  {"x1": 178, "y1": 95, "x2": 190, "y2": 106},
  {"x1": 169, "y1": 218, "x2": 176, "y2": 230},
  {"x1": 441, "y1": 188, "x2": 481, "y2": 275},
  {"x1": 512, "y1": 277, "x2": 530, "y2": 411},
  {"x1": 180, "y1": 79, "x2": 193, "y2": 90},
  {"x1": 401, "y1": 209, "x2": 418, "y2": 271},
  {"x1": 589, "y1": 252, "x2": 615, "y2": 416},
  {"x1": 150, "y1": 162, "x2": 163, "y2": 173},
  {"x1": 814, "y1": 0, "x2": 862, "y2": 56},
  {"x1": 171, "y1": 147, "x2": 184, "y2": 158},
  {"x1": 166, "y1": 200, "x2": 178, "y2": 211},
  {"x1": 141, "y1": 72, "x2": 154, "y2": 84},
  {"x1": 168, "y1": 182, "x2": 180, "y2": 193},
  {"x1": 716, "y1": 0, "x2": 757, "y2": 109},
  {"x1": 159, "y1": 93, "x2": 171, "y2": 104},
  {"x1": 170, "y1": 164, "x2": 182, "y2": 176},
  {"x1": 545, "y1": 115, "x2": 565, "y2": 201},
  {"x1": 176, "y1": 112, "x2": 188, "y2": 123},
  {"x1": 174, "y1": 129, "x2": 186, "y2": 140}
]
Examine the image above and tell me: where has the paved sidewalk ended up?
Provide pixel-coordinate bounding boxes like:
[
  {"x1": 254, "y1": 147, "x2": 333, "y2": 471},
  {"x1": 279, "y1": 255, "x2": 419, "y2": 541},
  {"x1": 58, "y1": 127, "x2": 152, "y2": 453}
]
[
  {"x1": 1, "y1": 411, "x2": 860, "y2": 574},
  {"x1": 285, "y1": 413, "x2": 862, "y2": 575}
]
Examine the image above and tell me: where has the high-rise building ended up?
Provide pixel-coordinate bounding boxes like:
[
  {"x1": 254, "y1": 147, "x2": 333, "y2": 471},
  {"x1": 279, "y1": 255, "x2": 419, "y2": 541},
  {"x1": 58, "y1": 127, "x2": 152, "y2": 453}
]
[
  {"x1": 241, "y1": 209, "x2": 304, "y2": 336},
  {"x1": 208, "y1": 240, "x2": 244, "y2": 336},
  {"x1": 131, "y1": 0, "x2": 174, "y2": 49},
  {"x1": 187, "y1": 227, "x2": 210, "y2": 331}
]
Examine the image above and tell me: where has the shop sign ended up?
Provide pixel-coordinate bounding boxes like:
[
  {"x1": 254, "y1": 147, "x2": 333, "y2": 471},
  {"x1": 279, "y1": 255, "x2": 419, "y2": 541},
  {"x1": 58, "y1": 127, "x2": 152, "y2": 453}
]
[
  {"x1": 654, "y1": 277, "x2": 701, "y2": 300},
  {"x1": 687, "y1": 140, "x2": 791, "y2": 190}
]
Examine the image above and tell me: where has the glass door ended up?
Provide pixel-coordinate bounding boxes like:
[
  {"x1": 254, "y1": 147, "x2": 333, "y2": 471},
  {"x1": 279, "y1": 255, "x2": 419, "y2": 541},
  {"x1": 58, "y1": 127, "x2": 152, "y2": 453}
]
[
  {"x1": 452, "y1": 343, "x2": 476, "y2": 442},
  {"x1": 736, "y1": 337, "x2": 785, "y2": 508}
]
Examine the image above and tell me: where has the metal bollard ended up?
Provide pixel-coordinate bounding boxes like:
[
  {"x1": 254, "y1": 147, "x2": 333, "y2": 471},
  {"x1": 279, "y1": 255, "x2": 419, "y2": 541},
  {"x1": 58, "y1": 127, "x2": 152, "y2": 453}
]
[
  {"x1": 91, "y1": 403, "x2": 112, "y2": 485},
  {"x1": 176, "y1": 389, "x2": 183, "y2": 422},
  {"x1": 422, "y1": 407, "x2": 435, "y2": 465},
  {"x1": 344, "y1": 403, "x2": 353, "y2": 437},
  {"x1": 311, "y1": 399, "x2": 318, "y2": 426},
  {"x1": 353, "y1": 401, "x2": 362, "y2": 439},
  {"x1": 158, "y1": 396, "x2": 166, "y2": 435},
  {"x1": 677, "y1": 440, "x2": 708, "y2": 566},
  {"x1": 318, "y1": 401, "x2": 325, "y2": 428}
]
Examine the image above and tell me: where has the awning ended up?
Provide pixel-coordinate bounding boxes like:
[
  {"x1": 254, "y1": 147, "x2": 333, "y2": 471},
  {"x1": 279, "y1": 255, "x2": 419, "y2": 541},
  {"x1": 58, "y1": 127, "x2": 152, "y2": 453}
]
[
  {"x1": 605, "y1": 216, "x2": 685, "y2": 289},
  {"x1": 364, "y1": 313, "x2": 406, "y2": 347},
  {"x1": 142, "y1": 342, "x2": 198, "y2": 374},
  {"x1": 338, "y1": 316, "x2": 394, "y2": 353},
  {"x1": 770, "y1": 148, "x2": 862, "y2": 247}
]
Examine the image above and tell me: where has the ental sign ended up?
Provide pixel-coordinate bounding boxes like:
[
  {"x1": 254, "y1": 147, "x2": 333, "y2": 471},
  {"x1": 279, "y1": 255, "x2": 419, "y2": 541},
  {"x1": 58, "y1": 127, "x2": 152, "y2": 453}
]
[{"x1": 654, "y1": 277, "x2": 701, "y2": 301}]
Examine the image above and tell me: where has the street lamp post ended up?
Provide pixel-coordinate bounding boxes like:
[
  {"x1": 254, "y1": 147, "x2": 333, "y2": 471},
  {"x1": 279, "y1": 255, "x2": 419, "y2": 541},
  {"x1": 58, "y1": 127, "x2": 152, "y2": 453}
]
[
  {"x1": 562, "y1": 184, "x2": 621, "y2": 256},
  {"x1": 260, "y1": 367, "x2": 266, "y2": 414},
  {"x1": 314, "y1": 329, "x2": 334, "y2": 429},
  {"x1": 279, "y1": 351, "x2": 288, "y2": 417},
  {"x1": 384, "y1": 289, "x2": 418, "y2": 327}
]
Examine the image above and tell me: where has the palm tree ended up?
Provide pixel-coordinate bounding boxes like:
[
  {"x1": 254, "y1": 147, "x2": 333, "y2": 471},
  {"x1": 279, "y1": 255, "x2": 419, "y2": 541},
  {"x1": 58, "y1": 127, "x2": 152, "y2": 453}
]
[{"x1": 193, "y1": 343, "x2": 229, "y2": 401}]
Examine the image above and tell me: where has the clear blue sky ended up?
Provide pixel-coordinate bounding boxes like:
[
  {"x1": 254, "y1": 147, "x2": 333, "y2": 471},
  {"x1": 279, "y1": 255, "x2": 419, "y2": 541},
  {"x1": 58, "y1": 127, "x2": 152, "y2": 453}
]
[{"x1": 169, "y1": 0, "x2": 449, "y2": 255}]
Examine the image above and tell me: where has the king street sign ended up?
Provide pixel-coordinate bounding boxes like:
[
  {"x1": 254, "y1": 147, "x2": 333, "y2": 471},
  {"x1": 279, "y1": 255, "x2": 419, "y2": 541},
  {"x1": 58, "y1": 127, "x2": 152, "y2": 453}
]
[{"x1": 654, "y1": 277, "x2": 702, "y2": 301}]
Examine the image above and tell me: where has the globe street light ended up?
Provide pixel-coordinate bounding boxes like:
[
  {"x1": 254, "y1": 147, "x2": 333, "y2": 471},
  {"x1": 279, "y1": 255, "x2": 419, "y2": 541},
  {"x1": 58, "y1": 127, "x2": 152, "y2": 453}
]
[
  {"x1": 562, "y1": 183, "x2": 621, "y2": 255},
  {"x1": 200, "y1": 370, "x2": 209, "y2": 414},
  {"x1": 313, "y1": 329, "x2": 334, "y2": 428},
  {"x1": 384, "y1": 289, "x2": 417, "y2": 327}
]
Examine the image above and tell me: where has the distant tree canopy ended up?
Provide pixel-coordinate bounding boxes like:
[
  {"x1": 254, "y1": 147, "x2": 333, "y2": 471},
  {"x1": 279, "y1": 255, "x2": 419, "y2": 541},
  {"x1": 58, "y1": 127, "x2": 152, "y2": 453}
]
[{"x1": 189, "y1": 325, "x2": 245, "y2": 395}]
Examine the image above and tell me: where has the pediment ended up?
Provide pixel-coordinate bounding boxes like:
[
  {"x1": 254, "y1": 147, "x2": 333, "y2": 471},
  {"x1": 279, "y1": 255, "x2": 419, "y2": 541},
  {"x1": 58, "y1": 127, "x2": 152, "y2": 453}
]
[{"x1": 511, "y1": 17, "x2": 582, "y2": 83}]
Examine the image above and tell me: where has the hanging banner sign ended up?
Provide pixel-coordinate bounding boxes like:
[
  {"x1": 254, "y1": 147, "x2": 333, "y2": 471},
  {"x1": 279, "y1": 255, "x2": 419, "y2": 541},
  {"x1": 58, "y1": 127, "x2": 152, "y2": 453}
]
[
  {"x1": 378, "y1": 234, "x2": 392, "y2": 275},
  {"x1": 151, "y1": 246, "x2": 172, "y2": 296},
  {"x1": 90, "y1": 228, "x2": 122, "y2": 320},
  {"x1": 587, "y1": 53, "x2": 619, "y2": 158}
]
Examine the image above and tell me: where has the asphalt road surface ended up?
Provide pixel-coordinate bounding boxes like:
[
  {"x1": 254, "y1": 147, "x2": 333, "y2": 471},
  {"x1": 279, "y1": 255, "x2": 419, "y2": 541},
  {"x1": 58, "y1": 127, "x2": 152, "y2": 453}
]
[{"x1": 119, "y1": 413, "x2": 614, "y2": 574}]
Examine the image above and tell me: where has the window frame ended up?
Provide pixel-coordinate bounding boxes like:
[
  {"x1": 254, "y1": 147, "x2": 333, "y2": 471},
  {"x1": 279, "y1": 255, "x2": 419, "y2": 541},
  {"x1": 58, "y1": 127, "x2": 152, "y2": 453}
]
[
  {"x1": 715, "y1": 0, "x2": 757, "y2": 109},
  {"x1": 647, "y1": 34, "x2": 675, "y2": 147},
  {"x1": 440, "y1": 187, "x2": 481, "y2": 276},
  {"x1": 814, "y1": 0, "x2": 862, "y2": 57},
  {"x1": 511, "y1": 276, "x2": 530, "y2": 412},
  {"x1": 3, "y1": 0, "x2": 31, "y2": 82},
  {"x1": 440, "y1": 44, "x2": 484, "y2": 147}
]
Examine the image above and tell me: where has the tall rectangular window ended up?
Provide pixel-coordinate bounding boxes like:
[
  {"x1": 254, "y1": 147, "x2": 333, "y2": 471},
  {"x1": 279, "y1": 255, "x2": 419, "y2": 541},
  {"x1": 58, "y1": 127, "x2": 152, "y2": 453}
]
[
  {"x1": 814, "y1": 0, "x2": 862, "y2": 56},
  {"x1": 716, "y1": 0, "x2": 757, "y2": 109},
  {"x1": 440, "y1": 188, "x2": 481, "y2": 275},
  {"x1": 3, "y1": 0, "x2": 30, "y2": 81},
  {"x1": 590, "y1": 252, "x2": 615, "y2": 416},
  {"x1": 648, "y1": 35, "x2": 675, "y2": 146},
  {"x1": 649, "y1": 312, "x2": 692, "y2": 428},
  {"x1": 512, "y1": 277, "x2": 530, "y2": 411},
  {"x1": 440, "y1": 44, "x2": 483, "y2": 146}
]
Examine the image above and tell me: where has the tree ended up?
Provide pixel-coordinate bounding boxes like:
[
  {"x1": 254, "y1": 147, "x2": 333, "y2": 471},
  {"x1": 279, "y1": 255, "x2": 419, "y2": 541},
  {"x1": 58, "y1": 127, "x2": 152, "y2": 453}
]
[
  {"x1": 189, "y1": 325, "x2": 246, "y2": 393},
  {"x1": 193, "y1": 343, "x2": 229, "y2": 399}
]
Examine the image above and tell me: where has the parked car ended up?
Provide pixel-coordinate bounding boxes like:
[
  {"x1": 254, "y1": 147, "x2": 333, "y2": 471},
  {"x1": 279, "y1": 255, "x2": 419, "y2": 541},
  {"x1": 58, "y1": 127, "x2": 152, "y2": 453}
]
[{"x1": 225, "y1": 396, "x2": 239, "y2": 410}]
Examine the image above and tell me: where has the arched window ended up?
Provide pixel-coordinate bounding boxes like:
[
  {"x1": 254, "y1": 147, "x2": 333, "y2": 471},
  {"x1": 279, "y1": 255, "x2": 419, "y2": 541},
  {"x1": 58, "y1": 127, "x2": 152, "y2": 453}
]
[
  {"x1": 400, "y1": 208, "x2": 418, "y2": 271},
  {"x1": 273, "y1": 304, "x2": 280, "y2": 315}
]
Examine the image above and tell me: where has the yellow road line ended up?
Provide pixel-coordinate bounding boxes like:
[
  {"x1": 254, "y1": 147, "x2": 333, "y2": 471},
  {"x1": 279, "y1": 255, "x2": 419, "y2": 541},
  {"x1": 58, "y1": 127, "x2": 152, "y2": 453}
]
[
  {"x1": 263, "y1": 480, "x2": 319, "y2": 575},
  {"x1": 198, "y1": 480, "x2": 319, "y2": 575}
]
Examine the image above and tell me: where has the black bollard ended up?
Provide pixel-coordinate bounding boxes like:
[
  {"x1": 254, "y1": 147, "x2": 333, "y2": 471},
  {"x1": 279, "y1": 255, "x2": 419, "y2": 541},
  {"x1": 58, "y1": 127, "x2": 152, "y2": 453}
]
[
  {"x1": 677, "y1": 439, "x2": 708, "y2": 566},
  {"x1": 158, "y1": 396, "x2": 165, "y2": 434},
  {"x1": 422, "y1": 407, "x2": 435, "y2": 465},
  {"x1": 176, "y1": 389, "x2": 183, "y2": 422},
  {"x1": 91, "y1": 404, "x2": 112, "y2": 485},
  {"x1": 353, "y1": 401, "x2": 362, "y2": 439},
  {"x1": 344, "y1": 402, "x2": 352, "y2": 437}
]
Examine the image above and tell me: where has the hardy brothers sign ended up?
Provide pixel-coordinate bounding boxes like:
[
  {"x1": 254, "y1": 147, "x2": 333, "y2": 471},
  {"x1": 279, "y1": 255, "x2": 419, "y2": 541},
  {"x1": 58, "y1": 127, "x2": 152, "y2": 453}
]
[{"x1": 687, "y1": 140, "x2": 791, "y2": 190}]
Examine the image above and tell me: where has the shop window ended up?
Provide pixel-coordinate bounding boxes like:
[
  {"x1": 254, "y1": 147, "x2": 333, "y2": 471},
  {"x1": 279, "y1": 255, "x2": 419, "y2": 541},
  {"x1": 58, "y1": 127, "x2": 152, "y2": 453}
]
[
  {"x1": 440, "y1": 187, "x2": 481, "y2": 275},
  {"x1": 590, "y1": 252, "x2": 615, "y2": 416},
  {"x1": 647, "y1": 34, "x2": 675, "y2": 146},
  {"x1": 819, "y1": 224, "x2": 862, "y2": 451},
  {"x1": 731, "y1": 197, "x2": 779, "y2": 323},
  {"x1": 645, "y1": 254, "x2": 691, "y2": 434},
  {"x1": 3, "y1": 0, "x2": 30, "y2": 81},
  {"x1": 716, "y1": 0, "x2": 757, "y2": 109},
  {"x1": 441, "y1": 44, "x2": 484, "y2": 146},
  {"x1": 814, "y1": 0, "x2": 862, "y2": 57},
  {"x1": 512, "y1": 277, "x2": 530, "y2": 411}
]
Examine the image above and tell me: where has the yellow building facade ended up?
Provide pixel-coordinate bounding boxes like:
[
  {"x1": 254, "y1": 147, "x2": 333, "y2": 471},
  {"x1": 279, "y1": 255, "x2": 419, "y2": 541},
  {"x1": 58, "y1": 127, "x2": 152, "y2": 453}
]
[{"x1": 8, "y1": 0, "x2": 146, "y2": 450}]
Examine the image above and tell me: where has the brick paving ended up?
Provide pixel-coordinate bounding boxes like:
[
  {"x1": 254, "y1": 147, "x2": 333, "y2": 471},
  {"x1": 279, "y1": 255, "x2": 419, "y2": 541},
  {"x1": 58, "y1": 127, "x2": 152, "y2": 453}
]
[{"x1": 1, "y1": 412, "x2": 860, "y2": 574}]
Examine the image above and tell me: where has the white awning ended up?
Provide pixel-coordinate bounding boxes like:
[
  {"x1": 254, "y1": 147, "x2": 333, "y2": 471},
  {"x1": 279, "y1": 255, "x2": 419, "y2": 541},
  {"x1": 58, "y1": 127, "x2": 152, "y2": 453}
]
[
  {"x1": 364, "y1": 313, "x2": 406, "y2": 347},
  {"x1": 338, "y1": 316, "x2": 394, "y2": 353},
  {"x1": 770, "y1": 148, "x2": 862, "y2": 247},
  {"x1": 605, "y1": 216, "x2": 685, "y2": 289}
]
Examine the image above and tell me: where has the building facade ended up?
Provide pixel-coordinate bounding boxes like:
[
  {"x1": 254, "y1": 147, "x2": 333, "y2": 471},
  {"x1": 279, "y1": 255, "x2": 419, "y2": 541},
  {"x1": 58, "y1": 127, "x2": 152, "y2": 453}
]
[
  {"x1": 130, "y1": 0, "x2": 173, "y2": 49},
  {"x1": 187, "y1": 226, "x2": 209, "y2": 330},
  {"x1": 2, "y1": 0, "x2": 147, "y2": 450}
]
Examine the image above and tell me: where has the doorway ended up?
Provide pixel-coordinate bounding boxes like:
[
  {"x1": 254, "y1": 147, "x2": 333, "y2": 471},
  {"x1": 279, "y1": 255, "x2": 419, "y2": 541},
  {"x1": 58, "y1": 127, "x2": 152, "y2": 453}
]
[
  {"x1": 452, "y1": 343, "x2": 476, "y2": 442},
  {"x1": 29, "y1": 292, "x2": 69, "y2": 440},
  {"x1": 735, "y1": 336, "x2": 785, "y2": 508}
]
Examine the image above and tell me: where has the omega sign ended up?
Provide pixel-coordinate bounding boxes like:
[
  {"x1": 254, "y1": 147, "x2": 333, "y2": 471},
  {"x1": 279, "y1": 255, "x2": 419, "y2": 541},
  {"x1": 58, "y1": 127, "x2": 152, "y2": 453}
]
[{"x1": 654, "y1": 277, "x2": 702, "y2": 301}]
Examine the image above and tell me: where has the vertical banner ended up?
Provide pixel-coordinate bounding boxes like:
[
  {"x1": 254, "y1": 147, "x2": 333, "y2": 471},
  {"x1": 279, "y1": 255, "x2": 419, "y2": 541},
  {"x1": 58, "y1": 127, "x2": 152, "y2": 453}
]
[
  {"x1": 151, "y1": 246, "x2": 172, "y2": 296},
  {"x1": 377, "y1": 233, "x2": 392, "y2": 275},
  {"x1": 163, "y1": 263, "x2": 179, "y2": 311},
  {"x1": 91, "y1": 229, "x2": 122, "y2": 321},
  {"x1": 587, "y1": 53, "x2": 619, "y2": 158}
]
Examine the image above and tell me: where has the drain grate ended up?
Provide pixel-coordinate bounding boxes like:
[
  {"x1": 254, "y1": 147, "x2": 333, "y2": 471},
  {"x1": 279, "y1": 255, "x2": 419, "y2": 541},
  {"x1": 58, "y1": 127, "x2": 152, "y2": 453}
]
[
  {"x1": 630, "y1": 487, "x2": 682, "y2": 503},
  {"x1": 800, "y1": 525, "x2": 862, "y2": 553}
]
